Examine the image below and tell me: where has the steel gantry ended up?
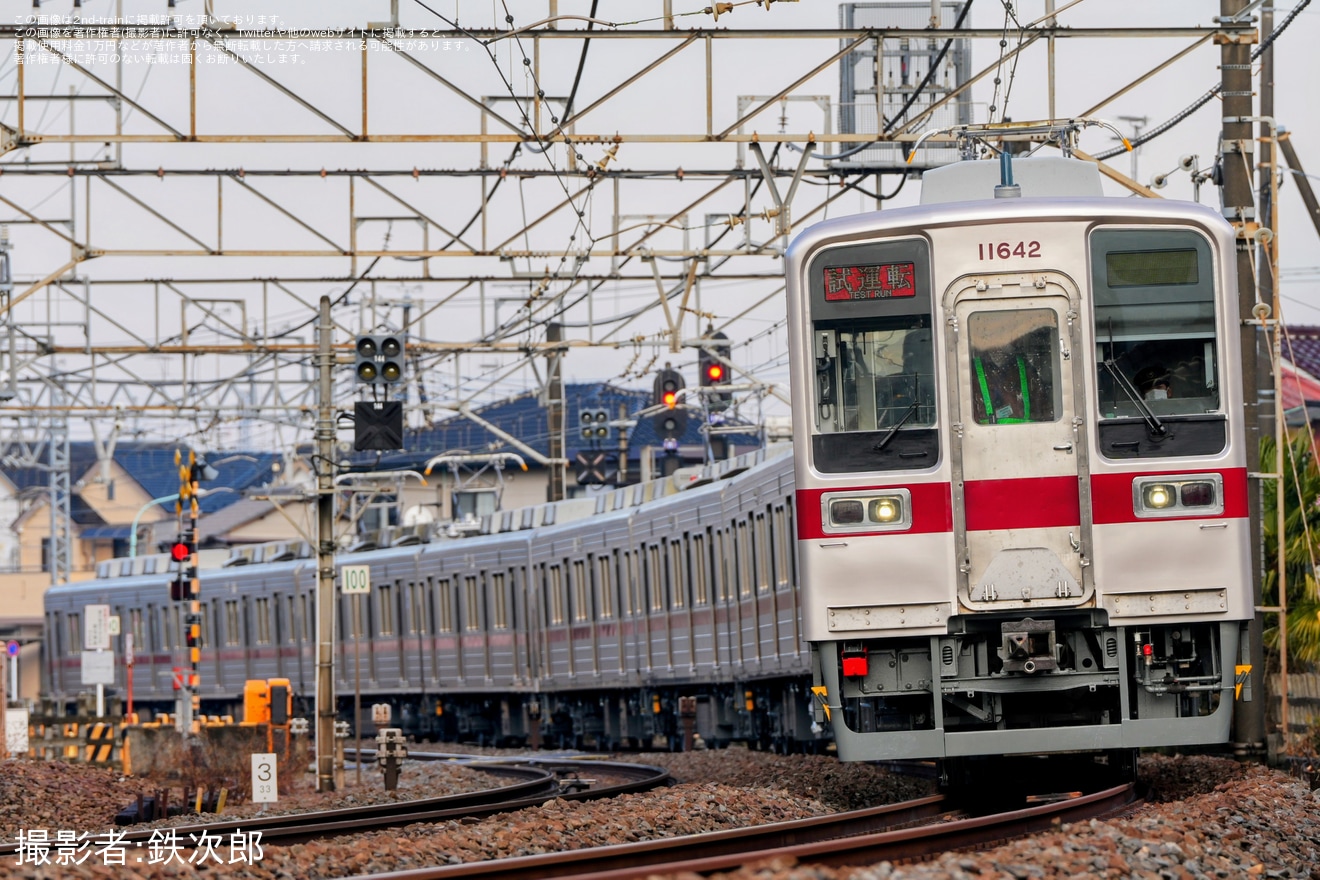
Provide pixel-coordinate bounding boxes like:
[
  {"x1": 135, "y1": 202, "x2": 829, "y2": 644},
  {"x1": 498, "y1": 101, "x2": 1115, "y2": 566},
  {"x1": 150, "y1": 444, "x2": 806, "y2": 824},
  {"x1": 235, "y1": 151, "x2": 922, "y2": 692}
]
[{"x1": 0, "y1": 5, "x2": 1261, "y2": 455}]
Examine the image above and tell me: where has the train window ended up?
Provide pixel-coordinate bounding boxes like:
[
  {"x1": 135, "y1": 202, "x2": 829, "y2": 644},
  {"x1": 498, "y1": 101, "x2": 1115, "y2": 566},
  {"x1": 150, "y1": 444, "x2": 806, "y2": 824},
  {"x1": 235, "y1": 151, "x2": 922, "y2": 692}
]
[
  {"x1": 255, "y1": 598, "x2": 271, "y2": 645},
  {"x1": 410, "y1": 581, "x2": 427, "y2": 634},
  {"x1": 754, "y1": 513, "x2": 771, "y2": 593},
  {"x1": 437, "y1": 578, "x2": 454, "y2": 632},
  {"x1": 715, "y1": 529, "x2": 732, "y2": 602},
  {"x1": 287, "y1": 595, "x2": 298, "y2": 643},
  {"x1": 490, "y1": 572, "x2": 508, "y2": 629},
  {"x1": 1091, "y1": 228, "x2": 1219, "y2": 419},
  {"x1": 67, "y1": 613, "x2": 80, "y2": 655},
  {"x1": 597, "y1": 556, "x2": 615, "y2": 619},
  {"x1": 968, "y1": 308, "x2": 1060, "y2": 425},
  {"x1": 572, "y1": 560, "x2": 589, "y2": 621},
  {"x1": 461, "y1": 577, "x2": 479, "y2": 631},
  {"x1": 225, "y1": 600, "x2": 241, "y2": 646},
  {"x1": 669, "y1": 540, "x2": 687, "y2": 609},
  {"x1": 736, "y1": 521, "x2": 752, "y2": 598},
  {"x1": 547, "y1": 566, "x2": 565, "y2": 625},
  {"x1": 692, "y1": 534, "x2": 709, "y2": 606},
  {"x1": 378, "y1": 584, "x2": 395, "y2": 635},
  {"x1": 198, "y1": 604, "x2": 209, "y2": 648},
  {"x1": 130, "y1": 609, "x2": 145, "y2": 650},
  {"x1": 773, "y1": 506, "x2": 792, "y2": 588},
  {"x1": 1090, "y1": 227, "x2": 1225, "y2": 458},
  {"x1": 625, "y1": 550, "x2": 642, "y2": 616},
  {"x1": 647, "y1": 545, "x2": 665, "y2": 611}
]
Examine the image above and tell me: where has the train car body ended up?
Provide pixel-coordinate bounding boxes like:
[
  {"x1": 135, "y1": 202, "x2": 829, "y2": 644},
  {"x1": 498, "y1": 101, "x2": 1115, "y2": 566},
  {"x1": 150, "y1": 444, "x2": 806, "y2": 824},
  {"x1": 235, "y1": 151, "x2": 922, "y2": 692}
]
[
  {"x1": 43, "y1": 446, "x2": 815, "y2": 751},
  {"x1": 786, "y1": 155, "x2": 1253, "y2": 765}
]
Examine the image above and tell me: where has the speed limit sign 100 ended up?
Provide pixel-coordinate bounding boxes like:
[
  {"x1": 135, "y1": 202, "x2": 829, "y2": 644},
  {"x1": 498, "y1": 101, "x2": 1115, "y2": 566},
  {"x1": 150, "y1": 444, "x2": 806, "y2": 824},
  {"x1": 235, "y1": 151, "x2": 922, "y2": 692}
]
[{"x1": 251, "y1": 753, "x2": 278, "y2": 803}]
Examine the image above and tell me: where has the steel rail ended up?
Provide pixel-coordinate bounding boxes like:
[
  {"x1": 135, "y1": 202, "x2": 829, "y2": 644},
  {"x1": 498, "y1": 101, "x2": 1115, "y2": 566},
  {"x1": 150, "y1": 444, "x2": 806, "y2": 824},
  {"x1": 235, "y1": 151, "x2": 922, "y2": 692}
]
[
  {"x1": 350, "y1": 783, "x2": 1138, "y2": 880},
  {"x1": 0, "y1": 759, "x2": 669, "y2": 855}
]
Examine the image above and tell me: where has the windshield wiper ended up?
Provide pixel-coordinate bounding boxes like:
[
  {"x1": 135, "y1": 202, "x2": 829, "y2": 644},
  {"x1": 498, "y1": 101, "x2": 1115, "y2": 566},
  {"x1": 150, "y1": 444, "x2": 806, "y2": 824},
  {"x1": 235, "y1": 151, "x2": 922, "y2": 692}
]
[
  {"x1": 873, "y1": 374, "x2": 921, "y2": 452},
  {"x1": 1102, "y1": 358, "x2": 1166, "y2": 436}
]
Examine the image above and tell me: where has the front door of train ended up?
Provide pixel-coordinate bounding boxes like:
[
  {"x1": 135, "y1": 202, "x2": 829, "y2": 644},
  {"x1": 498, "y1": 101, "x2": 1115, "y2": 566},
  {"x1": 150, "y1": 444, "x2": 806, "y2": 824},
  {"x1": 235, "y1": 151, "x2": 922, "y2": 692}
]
[{"x1": 945, "y1": 273, "x2": 1094, "y2": 611}]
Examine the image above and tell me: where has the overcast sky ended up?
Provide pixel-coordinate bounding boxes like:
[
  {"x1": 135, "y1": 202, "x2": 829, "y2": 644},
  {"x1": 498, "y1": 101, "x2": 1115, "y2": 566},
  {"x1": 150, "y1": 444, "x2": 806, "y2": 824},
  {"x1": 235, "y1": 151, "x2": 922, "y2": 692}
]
[{"x1": 2, "y1": 1, "x2": 1318, "y2": 448}]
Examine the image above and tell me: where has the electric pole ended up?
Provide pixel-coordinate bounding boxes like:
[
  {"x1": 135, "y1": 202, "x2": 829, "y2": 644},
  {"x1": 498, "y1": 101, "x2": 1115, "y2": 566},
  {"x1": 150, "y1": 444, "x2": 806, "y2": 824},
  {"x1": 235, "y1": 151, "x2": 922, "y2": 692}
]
[
  {"x1": 315, "y1": 296, "x2": 338, "y2": 791},
  {"x1": 1220, "y1": 0, "x2": 1267, "y2": 757}
]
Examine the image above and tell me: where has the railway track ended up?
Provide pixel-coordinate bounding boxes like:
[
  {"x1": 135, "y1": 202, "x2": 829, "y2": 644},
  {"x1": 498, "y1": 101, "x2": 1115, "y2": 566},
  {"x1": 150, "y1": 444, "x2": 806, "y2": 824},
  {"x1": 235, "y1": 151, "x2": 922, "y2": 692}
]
[
  {"x1": 0, "y1": 756, "x2": 670, "y2": 855},
  {"x1": 349, "y1": 783, "x2": 1140, "y2": 880}
]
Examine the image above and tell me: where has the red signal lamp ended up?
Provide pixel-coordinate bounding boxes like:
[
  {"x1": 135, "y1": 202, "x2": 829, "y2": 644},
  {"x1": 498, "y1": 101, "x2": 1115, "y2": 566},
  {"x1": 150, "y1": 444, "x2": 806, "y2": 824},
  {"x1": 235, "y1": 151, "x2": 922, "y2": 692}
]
[
  {"x1": 171, "y1": 542, "x2": 190, "y2": 562},
  {"x1": 663, "y1": 391, "x2": 678, "y2": 409},
  {"x1": 705, "y1": 364, "x2": 724, "y2": 382}
]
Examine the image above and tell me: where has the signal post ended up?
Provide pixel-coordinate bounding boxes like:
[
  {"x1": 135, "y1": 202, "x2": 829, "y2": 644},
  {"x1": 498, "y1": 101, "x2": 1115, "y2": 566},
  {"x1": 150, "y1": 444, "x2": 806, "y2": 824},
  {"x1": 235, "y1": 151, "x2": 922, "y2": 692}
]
[{"x1": 171, "y1": 450, "x2": 202, "y2": 734}]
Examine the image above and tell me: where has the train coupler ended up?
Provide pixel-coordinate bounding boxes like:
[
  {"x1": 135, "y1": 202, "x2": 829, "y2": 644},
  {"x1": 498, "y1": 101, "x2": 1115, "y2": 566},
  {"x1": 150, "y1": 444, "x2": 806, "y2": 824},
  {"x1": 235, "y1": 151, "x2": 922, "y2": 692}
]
[{"x1": 1000, "y1": 618, "x2": 1058, "y2": 674}]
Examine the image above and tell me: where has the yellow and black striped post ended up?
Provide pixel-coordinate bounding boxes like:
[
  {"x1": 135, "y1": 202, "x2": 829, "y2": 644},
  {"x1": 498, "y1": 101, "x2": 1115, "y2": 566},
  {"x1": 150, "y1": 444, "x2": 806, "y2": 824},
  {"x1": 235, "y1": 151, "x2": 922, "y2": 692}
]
[{"x1": 175, "y1": 449, "x2": 202, "y2": 733}]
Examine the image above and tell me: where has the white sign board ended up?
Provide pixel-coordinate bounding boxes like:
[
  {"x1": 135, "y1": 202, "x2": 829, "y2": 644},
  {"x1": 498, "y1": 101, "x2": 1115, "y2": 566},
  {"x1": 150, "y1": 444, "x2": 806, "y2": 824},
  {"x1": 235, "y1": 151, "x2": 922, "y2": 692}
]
[
  {"x1": 251, "y1": 753, "x2": 278, "y2": 803},
  {"x1": 124, "y1": 633, "x2": 134, "y2": 666},
  {"x1": 341, "y1": 564, "x2": 371, "y2": 595},
  {"x1": 80, "y1": 651, "x2": 115, "y2": 686},
  {"x1": 5, "y1": 708, "x2": 28, "y2": 756},
  {"x1": 108, "y1": 615, "x2": 121, "y2": 637},
  {"x1": 84, "y1": 605, "x2": 111, "y2": 651}
]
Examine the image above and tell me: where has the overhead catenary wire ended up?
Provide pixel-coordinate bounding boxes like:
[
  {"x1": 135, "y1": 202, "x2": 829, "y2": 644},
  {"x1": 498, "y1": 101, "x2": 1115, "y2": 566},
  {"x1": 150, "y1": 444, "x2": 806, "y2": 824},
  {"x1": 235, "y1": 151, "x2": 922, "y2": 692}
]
[{"x1": 1094, "y1": 0, "x2": 1311, "y2": 161}]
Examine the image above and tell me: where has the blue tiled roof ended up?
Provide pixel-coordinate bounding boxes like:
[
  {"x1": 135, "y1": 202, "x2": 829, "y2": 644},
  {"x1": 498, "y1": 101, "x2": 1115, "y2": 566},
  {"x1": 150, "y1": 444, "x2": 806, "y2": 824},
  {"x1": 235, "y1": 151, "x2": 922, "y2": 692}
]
[
  {"x1": 2, "y1": 441, "x2": 101, "y2": 493},
  {"x1": 114, "y1": 448, "x2": 282, "y2": 514},
  {"x1": 80, "y1": 525, "x2": 132, "y2": 540},
  {"x1": 1283, "y1": 325, "x2": 1320, "y2": 385},
  {"x1": 346, "y1": 381, "x2": 762, "y2": 471}
]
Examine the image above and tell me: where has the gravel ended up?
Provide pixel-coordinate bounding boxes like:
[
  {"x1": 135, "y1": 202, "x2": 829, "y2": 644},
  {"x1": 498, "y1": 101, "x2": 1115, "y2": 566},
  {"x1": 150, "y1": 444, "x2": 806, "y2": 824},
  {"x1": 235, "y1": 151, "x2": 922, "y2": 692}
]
[{"x1": 2, "y1": 749, "x2": 1318, "y2": 879}]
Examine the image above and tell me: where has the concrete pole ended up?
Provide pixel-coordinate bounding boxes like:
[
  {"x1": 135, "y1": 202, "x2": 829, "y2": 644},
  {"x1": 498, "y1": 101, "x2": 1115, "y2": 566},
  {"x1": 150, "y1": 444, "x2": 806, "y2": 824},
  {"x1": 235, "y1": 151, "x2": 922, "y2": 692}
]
[
  {"x1": 1220, "y1": 0, "x2": 1267, "y2": 757},
  {"x1": 546, "y1": 322, "x2": 565, "y2": 502},
  {"x1": 315, "y1": 296, "x2": 338, "y2": 791}
]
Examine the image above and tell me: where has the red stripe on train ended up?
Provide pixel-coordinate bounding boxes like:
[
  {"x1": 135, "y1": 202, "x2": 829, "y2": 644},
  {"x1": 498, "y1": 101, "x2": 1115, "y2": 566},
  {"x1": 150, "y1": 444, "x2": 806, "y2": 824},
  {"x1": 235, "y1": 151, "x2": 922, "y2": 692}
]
[
  {"x1": 1091, "y1": 467, "x2": 1248, "y2": 524},
  {"x1": 964, "y1": 475, "x2": 1080, "y2": 531},
  {"x1": 796, "y1": 468, "x2": 1248, "y2": 536},
  {"x1": 795, "y1": 483, "x2": 952, "y2": 539}
]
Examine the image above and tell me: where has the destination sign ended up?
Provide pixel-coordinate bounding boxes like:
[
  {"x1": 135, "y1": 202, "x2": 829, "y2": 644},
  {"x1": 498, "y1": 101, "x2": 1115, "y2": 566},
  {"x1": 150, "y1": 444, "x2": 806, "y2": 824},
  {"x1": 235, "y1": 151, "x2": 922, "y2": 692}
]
[{"x1": 823, "y1": 262, "x2": 916, "y2": 301}]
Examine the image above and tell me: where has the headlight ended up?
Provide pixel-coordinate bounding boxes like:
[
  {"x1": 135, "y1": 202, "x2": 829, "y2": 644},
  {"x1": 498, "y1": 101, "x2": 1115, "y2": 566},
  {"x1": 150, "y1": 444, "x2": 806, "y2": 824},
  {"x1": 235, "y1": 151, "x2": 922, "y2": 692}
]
[
  {"x1": 823, "y1": 489, "x2": 912, "y2": 532},
  {"x1": 1142, "y1": 484, "x2": 1176, "y2": 509},
  {"x1": 869, "y1": 497, "x2": 902, "y2": 523},
  {"x1": 829, "y1": 499, "x2": 865, "y2": 525},
  {"x1": 1134, "y1": 475, "x2": 1224, "y2": 517},
  {"x1": 1180, "y1": 481, "x2": 1215, "y2": 507}
]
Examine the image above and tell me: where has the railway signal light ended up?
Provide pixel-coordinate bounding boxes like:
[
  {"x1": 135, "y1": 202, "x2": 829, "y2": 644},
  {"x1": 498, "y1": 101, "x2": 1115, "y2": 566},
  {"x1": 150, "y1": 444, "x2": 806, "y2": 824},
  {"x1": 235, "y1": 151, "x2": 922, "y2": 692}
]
[
  {"x1": 579, "y1": 407, "x2": 610, "y2": 442},
  {"x1": 698, "y1": 330, "x2": 732, "y2": 412},
  {"x1": 169, "y1": 540, "x2": 189, "y2": 601},
  {"x1": 653, "y1": 367, "x2": 684, "y2": 410},
  {"x1": 355, "y1": 334, "x2": 405, "y2": 386},
  {"x1": 651, "y1": 367, "x2": 689, "y2": 449}
]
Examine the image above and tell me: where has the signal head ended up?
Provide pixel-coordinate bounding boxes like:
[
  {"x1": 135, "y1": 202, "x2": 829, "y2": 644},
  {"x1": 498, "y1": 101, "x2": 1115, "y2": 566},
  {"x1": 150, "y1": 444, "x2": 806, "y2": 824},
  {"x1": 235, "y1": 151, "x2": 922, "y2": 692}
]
[
  {"x1": 170, "y1": 542, "x2": 190, "y2": 562},
  {"x1": 356, "y1": 336, "x2": 378, "y2": 359},
  {"x1": 380, "y1": 336, "x2": 402, "y2": 359}
]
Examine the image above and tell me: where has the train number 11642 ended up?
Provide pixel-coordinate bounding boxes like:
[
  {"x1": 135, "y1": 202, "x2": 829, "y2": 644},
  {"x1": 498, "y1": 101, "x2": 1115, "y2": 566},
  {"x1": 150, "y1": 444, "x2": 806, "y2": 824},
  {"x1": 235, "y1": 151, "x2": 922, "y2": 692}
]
[{"x1": 978, "y1": 240, "x2": 1041, "y2": 260}]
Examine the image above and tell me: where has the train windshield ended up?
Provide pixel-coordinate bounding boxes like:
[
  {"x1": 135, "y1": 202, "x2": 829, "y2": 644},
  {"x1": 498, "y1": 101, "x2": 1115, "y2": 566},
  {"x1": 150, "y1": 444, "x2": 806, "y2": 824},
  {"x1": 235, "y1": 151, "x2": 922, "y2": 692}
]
[
  {"x1": 819, "y1": 318, "x2": 935, "y2": 434},
  {"x1": 1091, "y1": 228, "x2": 1220, "y2": 420}
]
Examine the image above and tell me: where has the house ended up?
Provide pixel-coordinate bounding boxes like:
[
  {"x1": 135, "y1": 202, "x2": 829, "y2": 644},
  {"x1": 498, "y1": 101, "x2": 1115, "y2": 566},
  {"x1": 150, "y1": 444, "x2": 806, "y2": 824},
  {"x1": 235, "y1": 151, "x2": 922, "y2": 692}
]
[
  {"x1": 0, "y1": 444, "x2": 286, "y2": 701},
  {"x1": 340, "y1": 381, "x2": 763, "y2": 533}
]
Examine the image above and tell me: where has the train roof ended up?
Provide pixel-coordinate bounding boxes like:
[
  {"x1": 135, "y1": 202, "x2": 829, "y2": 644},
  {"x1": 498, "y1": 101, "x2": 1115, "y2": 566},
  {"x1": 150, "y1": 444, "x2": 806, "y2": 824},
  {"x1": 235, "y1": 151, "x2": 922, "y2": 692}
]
[
  {"x1": 46, "y1": 443, "x2": 794, "y2": 599},
  {"x1": 787, "y1": 178, "x2": 1233, "y2": 264}
]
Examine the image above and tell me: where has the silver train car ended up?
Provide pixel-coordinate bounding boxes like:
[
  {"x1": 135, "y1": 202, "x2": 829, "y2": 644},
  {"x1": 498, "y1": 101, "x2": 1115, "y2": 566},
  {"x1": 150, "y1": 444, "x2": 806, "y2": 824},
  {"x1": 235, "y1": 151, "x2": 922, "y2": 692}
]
[
  {"x1": 786, "y1": 152, "x2": 1254, "y2": 777},
  {"x1": 44, "y1": 446, "x2": 817, "y2": 751}
]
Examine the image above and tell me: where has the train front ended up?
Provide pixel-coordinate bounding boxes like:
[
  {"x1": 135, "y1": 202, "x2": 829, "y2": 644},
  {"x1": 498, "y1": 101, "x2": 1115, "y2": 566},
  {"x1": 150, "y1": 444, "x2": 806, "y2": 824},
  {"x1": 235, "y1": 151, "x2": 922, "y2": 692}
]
[{"x1": 785, "y1": 157, "x2": 1254, "y2": 767}]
